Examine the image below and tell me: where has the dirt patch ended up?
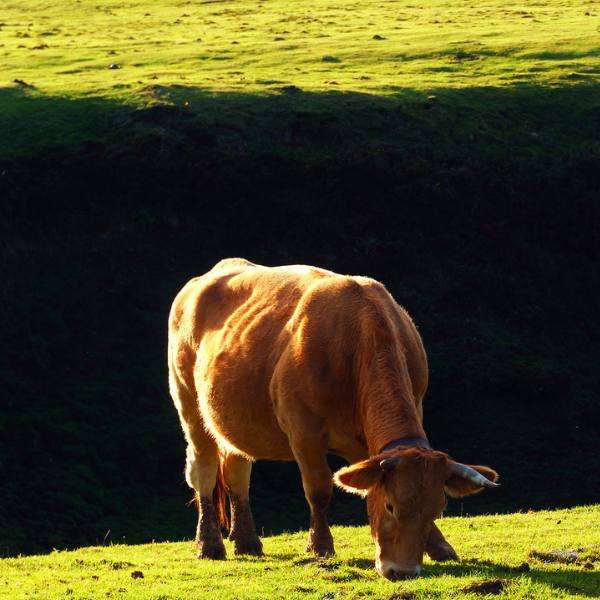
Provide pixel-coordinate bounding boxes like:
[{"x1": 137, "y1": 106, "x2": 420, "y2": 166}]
[
  {"x1": 530, "y1": 546, "x2": 600, "y2": 568},
  {"x1": 102, "y1": 559, "x2": 134, "y2": 570},
  {"x1": 529, "y1": 549, "x2": 579, "y2": 563},
  {"x1": 462, "y1": 579, "x2": 510, "y2": 595},
  {"x1": 292, "y1": 556, "x2": 340, "y2": 571},
  {"x1": 294, "y1": 584, "x2": 315, "y2": 593},
  {"x1": 576, "y1": 547, "x2": 600, "y2": 566}
]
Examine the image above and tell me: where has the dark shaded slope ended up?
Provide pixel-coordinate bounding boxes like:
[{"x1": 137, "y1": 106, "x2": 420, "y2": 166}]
[{"x1": 1, "y1": 83, "x2": 599, "y2": 556}]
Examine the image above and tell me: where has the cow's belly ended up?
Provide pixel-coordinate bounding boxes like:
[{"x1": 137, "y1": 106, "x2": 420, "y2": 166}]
[{"x1": 197, "y1": 349, "x2": 293, "y2": 461}]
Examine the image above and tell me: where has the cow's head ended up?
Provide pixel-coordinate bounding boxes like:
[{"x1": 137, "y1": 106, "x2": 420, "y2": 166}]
[{"x1": 334, "y1": 447, "x2": 498, "y2": 580}]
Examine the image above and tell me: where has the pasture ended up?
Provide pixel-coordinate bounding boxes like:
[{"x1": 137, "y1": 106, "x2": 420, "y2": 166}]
[
  {"x1": 3, "y1": 0, "x2": 599, "y2": 95},
  {"x1": 1, "y1": 0, "x2": 600, "y2": 158},
  {"x1": 1, "y1": 0, "x2": 599, "y2": 565},
  {"x1": 2, "y1": 505, "x2": 599, "y2": 599}
]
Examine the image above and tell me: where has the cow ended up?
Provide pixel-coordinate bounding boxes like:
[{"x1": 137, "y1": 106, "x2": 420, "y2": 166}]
[{"x1": 168, "y1": 258, "x2": 499, "y2": 580}]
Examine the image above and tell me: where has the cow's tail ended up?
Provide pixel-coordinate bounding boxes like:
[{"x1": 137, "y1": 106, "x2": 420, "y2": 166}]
[{"x1": 212, "y1": 454, "x2": 229, "y2": 530}]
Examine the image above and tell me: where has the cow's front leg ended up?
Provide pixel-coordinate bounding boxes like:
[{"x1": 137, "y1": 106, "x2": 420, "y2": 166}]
[
  {"x1": 290, "y1": 440, "x2": 334, "y2": 557},
  {"x1": 223, "y1": 453, "x2": 263, "y2": 556},
  {"x1": 426, "y1": 522, "x2": 459, "y2": 562},
  {"x1": 305, "y1": 485, "x2": 334, "y2": 557}
]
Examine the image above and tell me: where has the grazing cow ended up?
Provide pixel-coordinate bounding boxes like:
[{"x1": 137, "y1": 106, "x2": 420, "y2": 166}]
[{"x1": 168, "y1": 259, "x2": 499, "y2": 579}]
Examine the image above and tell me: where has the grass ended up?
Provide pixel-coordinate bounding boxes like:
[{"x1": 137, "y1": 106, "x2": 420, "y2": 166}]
[
  {"x1": 2, "y1": 505, "x2": 599, "y2": 599},
  {"x1": 1, "y1": 0, "x2": 600, "y2": 157},
  {"x1": 1, "y1": 0, "x2": 599, "y2": 560},
  {"x1": 3, "y1": 0, "x2": 600, "y2": 93}
]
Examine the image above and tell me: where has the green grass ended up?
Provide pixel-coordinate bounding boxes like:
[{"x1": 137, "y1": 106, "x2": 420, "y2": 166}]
[
  {"x1": 2, "y1": 0, "x2": 599, "y2": 562},
  {"x1": 2, "y1": 505, "x2": 598, "y2": 599},
  {"x1": 3, "y1": 0, "x2": 599, "y2": 93},
  {"x1": 1, "y1": 0, "x2": 600, "y2": 158}
]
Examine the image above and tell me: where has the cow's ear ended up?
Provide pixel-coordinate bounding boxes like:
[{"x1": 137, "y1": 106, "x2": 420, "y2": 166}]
[
  {"x1": 444, "y1": 463, "x2": 499, "y2": 497},
  {"x1": 334, "y1": 459, "x2": 382, "y2": 496}
]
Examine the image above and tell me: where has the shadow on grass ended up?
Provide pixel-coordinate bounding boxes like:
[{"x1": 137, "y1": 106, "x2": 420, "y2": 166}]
[
  {"x1": 522, "y1": 49, "x2": 600, "y2": 60},
  {"x1": 346, "y1": 558, "x2": 375, "y2": 570},
  {"x1": 2, "y1": 80, "x2": 600, "y2": 166},
  {"x1": 1, "y1": 80, "x2": 599, "y2": 557},
  {"x1": 422, "y1": 558, "x2": 599, "y2": 598},
  {"x1": 400, "y1": 46, "x2": 600, "y2": 62},
  {"x1": 248, "y1": 553, "x2": 599, "y2": 597}
]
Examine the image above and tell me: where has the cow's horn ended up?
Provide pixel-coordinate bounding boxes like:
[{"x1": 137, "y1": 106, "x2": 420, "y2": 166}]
[
  {"x1": 451, "y1": 463, "x2": 500, "y2": 488},
  {"x1": 379, "y1": 456, "x2": 405, "y2": 472}
]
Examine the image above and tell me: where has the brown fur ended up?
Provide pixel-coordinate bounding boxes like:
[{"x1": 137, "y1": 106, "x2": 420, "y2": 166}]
[{"x1": 168, "y1": 259, "x2": 498, "y2": 574}]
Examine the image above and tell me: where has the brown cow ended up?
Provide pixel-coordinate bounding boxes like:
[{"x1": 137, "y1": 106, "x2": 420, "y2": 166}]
[{"x1": 168, "y1": 259, "x2": 499, "y2": 579}]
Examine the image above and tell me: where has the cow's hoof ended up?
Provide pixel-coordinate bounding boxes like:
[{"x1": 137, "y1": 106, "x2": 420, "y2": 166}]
[
  {"x1": 234, "y1": 537, "x2": 264, "y2": 556},
  {"x1": 313, "y1": 547, "x2": 335, "y2": 557},
  {"x1": 427, "y1": 543, "x2": 460, "y2": 562},
  {"x1": 197, "y1": 542, "x2": 227, "y2": 560},
  {"x1": 306, "y1": 541, "x2": 335, "y2": 557},
  {"x1": 306, "y1": 527, "x2": 334, "y2": 557}
]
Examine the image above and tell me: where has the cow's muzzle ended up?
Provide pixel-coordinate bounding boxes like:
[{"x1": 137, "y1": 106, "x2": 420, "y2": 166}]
[{"x1": 380, "y1": 562, "x2": 422, "y2": 580}]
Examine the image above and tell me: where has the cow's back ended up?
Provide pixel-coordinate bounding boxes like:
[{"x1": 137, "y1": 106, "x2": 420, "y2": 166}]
[
  {"x1": 169, "y1": 259, "x2": 340, "y2": 459},
  {"x1": 168, "y1": 259, "x2": 427, "y2": 461}
]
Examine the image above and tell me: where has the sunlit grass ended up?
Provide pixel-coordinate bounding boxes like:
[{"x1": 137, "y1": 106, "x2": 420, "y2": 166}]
[
  {"x1": 1, "y1": 505, "x2": 598, "y2": 599},
  {"x1": 2, "y1": 0, "x2": 599, "y2": 98},
  {"x1": 1, "y1": 1, "x2": 599, "y2": 159}
]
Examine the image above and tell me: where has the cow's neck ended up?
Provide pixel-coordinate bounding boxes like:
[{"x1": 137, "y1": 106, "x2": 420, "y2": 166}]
[
  {"x1": 360, "y1": 403, "x2": 427, "y2": 456},
  {"x1": 357, "y1": 349, "x2": 427, "y2": 456},
  {"x1": 379, "y1": 436, "x2": 430, "y2": 453}
]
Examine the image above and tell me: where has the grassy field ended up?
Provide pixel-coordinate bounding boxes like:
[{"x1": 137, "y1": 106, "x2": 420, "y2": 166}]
[
  {"x1": 1, "y1": 0, "x2": 599, "y2": 560},
  {"x1": 2, "y1": 505, "x2": 599, "y2": 599},
  {"x1": 3, "y1": 0, "x2": 600, "y2": 93},
  {"x1": 1, "y1": 0, "x2": 600, "y2": 157}
]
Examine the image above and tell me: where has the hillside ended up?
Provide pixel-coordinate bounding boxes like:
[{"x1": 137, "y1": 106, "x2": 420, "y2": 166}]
[
  {"x1": 2, "y1": 506, "x2": 599, "y2": 599},
  {"x1": 1, "y1": 0, "x2": 599, "y2": 556},
  {"x1": 2, "y1": 0, "x2": 600, "y2": 159}
]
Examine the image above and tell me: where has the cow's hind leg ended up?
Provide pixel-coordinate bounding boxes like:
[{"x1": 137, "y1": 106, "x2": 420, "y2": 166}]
[
  {"x1": 426, "y1": 523, "x2": 459, "y2": 562},
  {"x1": 223, "y1": 453, "x2": 263, "y2": 556},
  {"x1": 169, "y1": 369, "x2": 226, "y2": 560},
  {"x1": 186, "y1": 443, "x2": 227, "y2": 560}
]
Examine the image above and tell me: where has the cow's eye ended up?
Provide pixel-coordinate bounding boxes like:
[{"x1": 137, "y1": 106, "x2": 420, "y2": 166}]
[{"x1": 385, "y1": 501, "x2": 394, "y2": 515}]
